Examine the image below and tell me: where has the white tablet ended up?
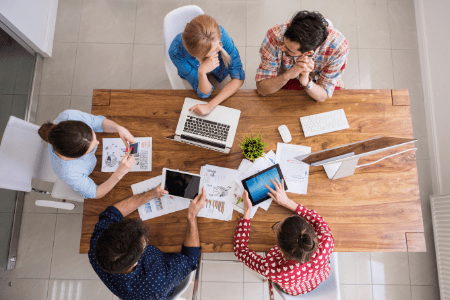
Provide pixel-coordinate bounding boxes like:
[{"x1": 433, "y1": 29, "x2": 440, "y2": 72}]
[{"x1": 161, "y1": 168, "x2": 202, "y2": 200}]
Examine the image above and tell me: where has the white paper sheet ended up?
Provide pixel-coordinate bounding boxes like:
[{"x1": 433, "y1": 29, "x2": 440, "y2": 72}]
[
  {"x1": 275, "y1": 143, "x2": 311, "y2": 194},
  {"x1": 197, "y1": 165, "x2": 235, "y2": 221},
  {"x1": 133, "y1": 175, "x2": 189, "y2": 221},
  {"x1": 102, "y1": 137, "x2": 152, "y2": 172}
]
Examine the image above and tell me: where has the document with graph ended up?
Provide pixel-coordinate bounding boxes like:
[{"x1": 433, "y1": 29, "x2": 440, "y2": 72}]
[
  {"x1": 275, "y1": 143, "x2": 311, "y2": 194},
  {"x1": 132, "y1": 175, "x2": 189, "y2": 221},
  {"x1": 198, "y1": 165, "x2": 235, "y2": 221}
]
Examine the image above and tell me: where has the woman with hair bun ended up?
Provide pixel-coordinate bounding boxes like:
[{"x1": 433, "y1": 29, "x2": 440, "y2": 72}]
[
  {"x1": 234, "y1": 178, "x2": 334, "y2": 299},
  {"x1": 38, "y1": 109, "x2": 136, "y2": 199},
  {"x1": 169, "y1": 14, "x2": 245, "y2": 116}
]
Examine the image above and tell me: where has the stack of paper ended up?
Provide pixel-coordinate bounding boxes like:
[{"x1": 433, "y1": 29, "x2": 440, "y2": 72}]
[
  {"x1": 102, "y1": 137, "x2": 152, "y2": 172},
  {"x1": 133, "y1": 176, "x2": 189, "y2": 221}
]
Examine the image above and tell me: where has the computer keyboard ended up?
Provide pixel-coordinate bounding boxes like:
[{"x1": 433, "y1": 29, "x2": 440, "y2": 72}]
[
  {"x1": 183, "y1": 116, "x2": 230, "y2": 142},
  {"x1": 300, "y1": 109, "x2": 349, "y2": 137}
]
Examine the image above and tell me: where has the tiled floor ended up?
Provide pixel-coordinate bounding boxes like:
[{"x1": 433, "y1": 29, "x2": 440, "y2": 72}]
[{"x1": 0, "y1": 0, "x2": 441, "y2": 299}]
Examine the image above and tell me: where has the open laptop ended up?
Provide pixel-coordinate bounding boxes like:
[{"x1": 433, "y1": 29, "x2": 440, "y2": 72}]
[{"x1": 166, "y1": 98, "x2": 241, "y2": 153}]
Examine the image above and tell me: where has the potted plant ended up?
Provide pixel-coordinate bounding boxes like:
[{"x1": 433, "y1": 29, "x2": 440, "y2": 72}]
[{"x1": 239, "y1": 132, "x2": 267, "y2": 162}]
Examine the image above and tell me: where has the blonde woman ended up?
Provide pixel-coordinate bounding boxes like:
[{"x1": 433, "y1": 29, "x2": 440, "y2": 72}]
[{"x1": 169, "y1": 14, "x2": 245, "y2": 116}]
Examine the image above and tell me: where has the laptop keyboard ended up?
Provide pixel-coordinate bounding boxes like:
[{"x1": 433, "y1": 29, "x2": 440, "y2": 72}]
[{"x1": 183, "y1": 116, "x2": 230, "y2": 142}]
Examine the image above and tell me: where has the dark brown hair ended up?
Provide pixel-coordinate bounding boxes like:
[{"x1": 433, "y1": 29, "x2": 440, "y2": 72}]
[
  {"x1": 94, "y1": 218, "x2": 150, "y2": 274},
  {"x1": 284, "y1": 11, "x2": 329, "y2": 53},
  {"x1": 277, "y1": 215, "x2": 319, "y2": 263},
  {"x1": 38, "y1": 121, "x2": 93, "y2": 158}
]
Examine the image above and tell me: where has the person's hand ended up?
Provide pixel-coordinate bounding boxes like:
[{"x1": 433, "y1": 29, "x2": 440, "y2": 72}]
[
  {"x1": 116, "y1": 147, "x2": 135, "y2": 178},
  {"x1": 117, "y1": 126, "x2": 135, "y2": 148},
  {"x1": 285, "y1": 63, "x2": 302, "y2": 80},
  {"x1": 153, "y1": 184, "x2": 168, "y2": 198},
  {"x1": 198, "y1": 54, "x2": 220, "y2": 74},
  {"x1": 188, "y1": 187, "x2": 207, "y2": 220},
  {"x1": 189, "y1": 103, "x2": 214, "y2": 116},
  {"x1": 242, "y1": 191, "x2": 253, "y2": 219},
  {"x1": 265, "y1": 178, "x2": 293, "y2": 208},
  {"x1": 296, "y1": 55, "x2": 314, "y2": 86}
]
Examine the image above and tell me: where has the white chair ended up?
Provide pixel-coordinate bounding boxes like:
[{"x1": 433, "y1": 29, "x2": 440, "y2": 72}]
[
  {"x1": 164, "y1": 5, "x2": 204, "y2": 89},
  {"x1": 273, "y1": 252, "x2": 340, "y2": 300},
  {"x1": 168, "y1": 270, "x2": 195, "y2": 300},
  {"x1": 0, "y1": 116, "x2": 84, "y2": 210},
  {"x1": 326, "y1": 18, "x2": 333, "y2": 28}
]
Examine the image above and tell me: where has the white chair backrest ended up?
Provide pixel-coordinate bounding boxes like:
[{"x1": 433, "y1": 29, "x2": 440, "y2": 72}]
[
  {"x1": 163, "y1": 5, "x2": 204, "y2": 90},
  {"x1": 0, "y1": 116, "x2": 56, "y2": 192}
]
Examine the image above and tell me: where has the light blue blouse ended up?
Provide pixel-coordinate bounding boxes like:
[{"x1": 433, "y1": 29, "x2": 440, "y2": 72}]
[
  {"x1": 169, "y1": 26, "x2": 245, "y2": 98},
  {"x1": 48, "y1": 110, "x2": 106, "y2": 199}
]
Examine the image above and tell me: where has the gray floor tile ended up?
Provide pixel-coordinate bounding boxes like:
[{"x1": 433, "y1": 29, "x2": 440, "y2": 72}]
[
  {"x1": 302, "y1": 0, "x2": 358, "y2": 48},
  {"x1": 39, "y1": 43, "x2": 78, "y2": 96},
  {"x1": 53, "y1": 0, "x2": 84, "y2": 43},
  {"x1": 78, "y1": 0, "x2": 137, "y2": 44},
  {"x1": 341, "y1": 48, "x2": 360, "y2": 89},
  {"x1": 70, "y1": 96, "x2": 93, "y2": 114},
  {"x1": 245, "y1": 47, "x2": 260, "y2": 90},
  {"x1": 134, "y1": 0, "x2": 191, "y2": 45},
  {"x1": 0, "y1": 189, "x2": 17, "y2": 213},
  {"x1": 0, "y1": 213, "x2": 56, "y2": 279},
  {"x1": 201, "y1": 282, "x2": 243, "y2": 300},
  {"x1": 416, "y1": 159, "x2": 433, "y2": 221},
  {"x1": 50, "y1": 214, "x2": 98, "y2": 279},
  {"x1": 10, "y1": 94, "x2": 29, "y2": 119},
  {"x1": 0, "y1": 42, "x2": 22, "y2": 94},
  {"x1": 35, "y1": 95, "x2": 71, "y2": 126},
  {"x1": 0, "y1": 95, "x2": 13, "y2": 136},
  {"x1": 131, "y1": 45, "x2": 171, "y2": 89},
  {"x1": 358, "y1": 49, "x2": 394, "y2": 89},
  {"x1": 244, "y1": 282, "x2": 264, "y2": 300},
  {"x1": 23, "y1": 191, "x2": 58, "y2": 214},
  {"x1": 372, "y1": 284, "x2": 412, "y2": 300},
  {"x1": 370, "y1": 252, "x2": 410, "y2": 285},
  {"x1": 411, "y1": 285, "x2": 440, "y2": 300},
  {"x1": 340, "y1": 284, "x2": 374, "y2": 300},
  {"x1": 355, "y1": 0, "x2": 391, "y2": 49},
  {"x1": 193, "y1": 0, "x2": 247, "y2": 47},
  {"x1": 202, "y1": 260, "x2": 243, "y2": 282},
  {"x1": 72, "y1": 43, "x2": 133, "y2": 96},
  {"x1": 13, "y1": 52, "x2": 35, "y2": 95},
  {"x1": 388, "y1": 0, "x2": 418, "y2": 49},
  {"x1": 246, "y1": 0, "x2": 301, "y2": 47},
  {"x1": 47, "y1": 279, "x2": 114, "y2": 300},
  {"x1": 0, "y1": 213, "x2": 14, "y2": 269},
  {"x1": 338, "y1": 252, "x2": 372, "y2": 285},
  {"x1": 0, "y1": 278, "x2": 49, "y2": 300}
]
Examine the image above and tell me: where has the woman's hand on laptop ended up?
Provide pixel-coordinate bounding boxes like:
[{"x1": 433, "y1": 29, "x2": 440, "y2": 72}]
[
  {"x1": 189, "y1": 103, "x2": 213, "y2": 116},
  {"x1": 242, "y1": 191, "x2": 253, "y2": 220}
]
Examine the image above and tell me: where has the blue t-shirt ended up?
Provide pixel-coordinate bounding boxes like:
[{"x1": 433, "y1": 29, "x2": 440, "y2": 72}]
[
  {"x1": 89, "y1": 206, "x2": 201, "y2": 300},
  {"x1": 169, "y1": 26, "x2": 245, "y2": 98},
  {"x1": 48, "y1": 109, "x2": 106, "y2": 199}
]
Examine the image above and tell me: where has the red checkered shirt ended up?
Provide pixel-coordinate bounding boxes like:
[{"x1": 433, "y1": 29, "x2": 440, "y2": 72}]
[{"x1": 256, "y1": 21, "x2": 349, "y2": 97}]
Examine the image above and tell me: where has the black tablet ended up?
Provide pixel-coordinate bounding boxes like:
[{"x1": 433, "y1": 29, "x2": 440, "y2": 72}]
[
  {"x1": 162, "y1": 168, "x2": 201, "y2": 200},
  {"x1": 241, "y1": 164, "x2": 288, "y2": 206}
]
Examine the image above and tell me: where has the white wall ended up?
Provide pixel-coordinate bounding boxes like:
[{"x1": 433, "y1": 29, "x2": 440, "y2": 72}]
[
  {"x1": 0, "y1": 0, "x2": 59, "y2": 57},
  {"x1": 415, "y1": 0, "x2": 450, "y2": 195}
]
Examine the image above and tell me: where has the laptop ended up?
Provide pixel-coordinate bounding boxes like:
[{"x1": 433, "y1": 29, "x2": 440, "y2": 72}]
[{"x1": 166, "y1": 98, "x2": 241, "y2": 153}]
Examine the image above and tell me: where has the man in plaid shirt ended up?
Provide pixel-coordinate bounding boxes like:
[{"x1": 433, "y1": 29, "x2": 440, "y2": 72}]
[{"x1": 256, "y1": 11, "x2": 349, "y2": 102}]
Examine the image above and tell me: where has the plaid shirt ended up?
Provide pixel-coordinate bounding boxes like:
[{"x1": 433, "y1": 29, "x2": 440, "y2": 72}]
[{"x1": 256, "y1": 21, "x2": 349, "y2": 97}]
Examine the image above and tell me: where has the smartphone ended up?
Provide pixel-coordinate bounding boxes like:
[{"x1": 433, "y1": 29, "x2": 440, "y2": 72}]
[{"x1": 129, "y1": 142, "x2": 140, "y2": 156}]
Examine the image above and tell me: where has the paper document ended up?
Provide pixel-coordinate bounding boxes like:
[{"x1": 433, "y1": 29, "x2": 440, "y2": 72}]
[
  {"x1": 133, "y1": 176, "x2": 189, "y2": 221},
  {"x1": 231, "y1": 159, "x2": 252, "y2": 213},
  {"x1": 102, "y1": 137, "x2": 152, "y2": 172},
  {"x1": 198, "y1": 165, "x2": 235, "y2": 221},
  {"x1": 275, "y1": 143, "x2": 311, "y2": 194}
]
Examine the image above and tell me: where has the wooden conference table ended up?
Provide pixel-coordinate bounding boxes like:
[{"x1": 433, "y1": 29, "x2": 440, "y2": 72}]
[{"x1": 79, "y1": 89, "x2": 425, "y2": 254}]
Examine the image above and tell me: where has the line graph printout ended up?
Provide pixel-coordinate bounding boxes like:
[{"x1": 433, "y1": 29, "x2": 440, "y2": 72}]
[
  {"x1": 133, "y1": 175, "x2": 189, "y2": 221},
  {"x1": 275, "y1": 143, "x2": 311, "y2": 194}
]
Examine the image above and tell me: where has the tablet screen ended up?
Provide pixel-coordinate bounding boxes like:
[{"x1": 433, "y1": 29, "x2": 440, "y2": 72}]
[
  {"x1": 242, "y1": 164, "x2": 287, "y2": 205},
  {"x1": 164, "y1": 170, "x2": 201, "y2": 199}
]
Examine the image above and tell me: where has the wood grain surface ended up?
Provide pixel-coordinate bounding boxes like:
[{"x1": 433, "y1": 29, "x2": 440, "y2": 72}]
[{"x1": 80, "y1": 89, "x2": 424, "y2": 253}]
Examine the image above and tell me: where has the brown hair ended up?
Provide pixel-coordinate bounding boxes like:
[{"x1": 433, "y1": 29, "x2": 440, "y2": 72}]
[
  {"x1": 38, "y1": 121, "x2": 93, "y2": 158},
  {"x1": 95, "y1": 219, "x2": 150, "y2": 274},
  {"x1": 277, "y1": 215, "x2": 319, "y2": 263},
  {"x1": 182, "y1": 14, "x2": 231, "y2": 67}
]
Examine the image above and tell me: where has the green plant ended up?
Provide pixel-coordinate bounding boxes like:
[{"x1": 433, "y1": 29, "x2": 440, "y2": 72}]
[{"x1": 239, "y1": 132, "x2": 267, "y2": 162}]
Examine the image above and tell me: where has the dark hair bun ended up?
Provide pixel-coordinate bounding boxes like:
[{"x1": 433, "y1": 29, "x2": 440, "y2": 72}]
[
  {"x1": 38, "y1": 122, "x2": 55, "y2": 142},
  {"x1": 299, "y1": 233, "x2": 315, "y2": 251}
]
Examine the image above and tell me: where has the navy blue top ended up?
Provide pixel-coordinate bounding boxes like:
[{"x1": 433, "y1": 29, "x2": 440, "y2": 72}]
[
  {"x1": 169, "y1": 26, "x2": 245, "y2": 98},
  {"x1": 89, "y1": 206, "x2": 201, "y2": 300}
]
